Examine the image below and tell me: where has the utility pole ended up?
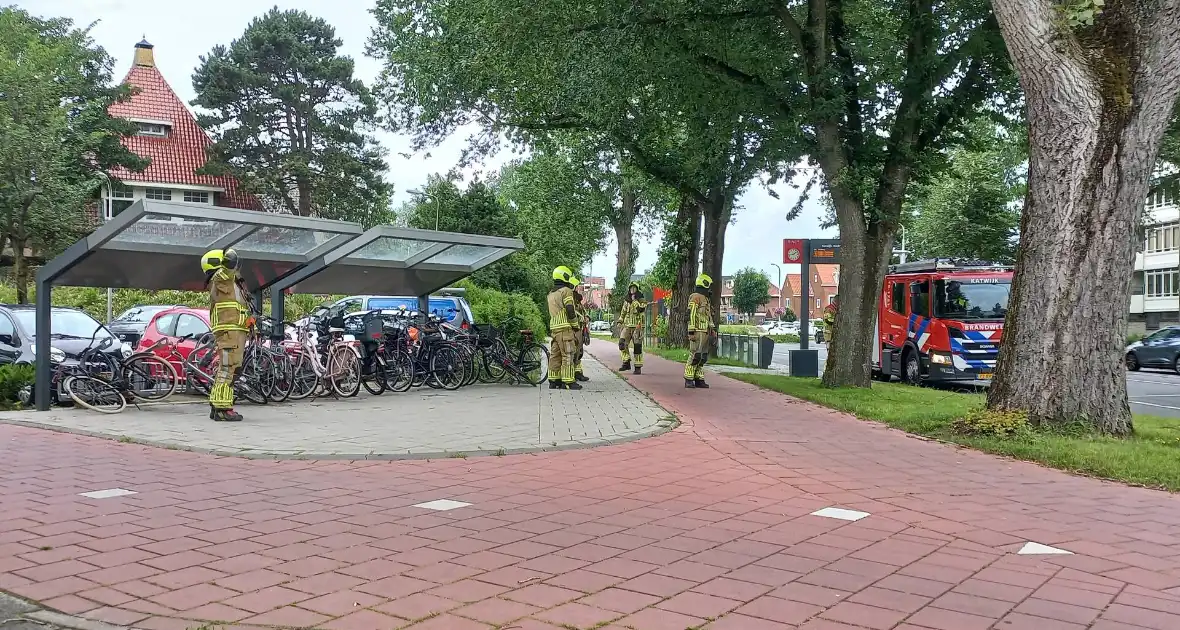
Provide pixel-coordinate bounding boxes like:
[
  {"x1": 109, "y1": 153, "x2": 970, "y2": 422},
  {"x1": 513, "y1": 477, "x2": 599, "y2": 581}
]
[{"x1": 770, "y1": 263, "x2": 782, "y2": 317}]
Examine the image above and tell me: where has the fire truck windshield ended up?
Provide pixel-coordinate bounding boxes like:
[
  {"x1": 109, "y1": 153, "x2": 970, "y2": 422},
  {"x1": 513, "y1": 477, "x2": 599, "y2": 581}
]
[{"x1": 934, "y1": 279, "x2": 1010, "y2": 320}]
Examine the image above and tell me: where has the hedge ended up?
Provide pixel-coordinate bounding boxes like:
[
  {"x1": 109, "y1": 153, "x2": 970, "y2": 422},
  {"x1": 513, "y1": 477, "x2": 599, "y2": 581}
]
[{"x1": 455, "y1": 280, "x2": 547, "y2": 340}]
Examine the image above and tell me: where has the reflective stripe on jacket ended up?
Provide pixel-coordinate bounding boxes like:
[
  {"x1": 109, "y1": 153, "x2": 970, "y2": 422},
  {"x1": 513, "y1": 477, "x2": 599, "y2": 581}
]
[
  {"x1": 547, "y1": 287, "x2": 575, "y2": 331},
  {"x1": 209, "y1": 268, "x2": 249, "y2": 332},
  {"x1": 688, "y1": 293, "x2": 712, "y2": 332}
]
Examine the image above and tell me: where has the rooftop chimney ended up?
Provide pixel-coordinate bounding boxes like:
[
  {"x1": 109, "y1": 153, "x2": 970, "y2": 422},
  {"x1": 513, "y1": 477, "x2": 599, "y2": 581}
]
[{"x1": 133, "y1": 38, "x2": 154, "y2": 67}]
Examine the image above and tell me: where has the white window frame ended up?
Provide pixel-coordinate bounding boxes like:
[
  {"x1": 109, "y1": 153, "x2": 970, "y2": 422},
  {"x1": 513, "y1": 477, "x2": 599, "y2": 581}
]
[
  {"x1": 145, "y1": 188, "x2": 171, "y2": 201},
  {"x1": 101, "y1": 185, "x2": 136, "y2": 221},
  {"x1": 1145, "y1": 269, "x2": 1180, "y2": 298},
  {"x1": 183, "y1": 190, "x2": 211, "y2": 204},
  {"x1": 135, "y1": 122, "x2": 169, "y2": 137}
]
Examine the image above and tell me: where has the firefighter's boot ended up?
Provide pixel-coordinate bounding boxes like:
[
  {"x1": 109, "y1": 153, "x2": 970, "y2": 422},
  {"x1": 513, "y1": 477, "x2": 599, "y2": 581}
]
[
  {"x1": 619, "y1": 361, "x2": 631, "y2": 372},
  {"x1": 633, "y1": 367, "x2": 642, "y2": 375},
  {"x1": 684, "y1": 379, "x2": 696, "y2": 389},
  {"x1": 565, "y1": 381, "x2": 583, "y2": 391},
  {"x1": 549, "y1": 380, "x2": 561, "y2": 390},
  {"x1": 212, "y1": 407, "x2": 243, "y2": 422},
  {"x1": 575, "y1": 371, "x2": 590, "y2": 382},
  {"x1": 694, "y1": 379, "x2": 710, "y2": 389}
]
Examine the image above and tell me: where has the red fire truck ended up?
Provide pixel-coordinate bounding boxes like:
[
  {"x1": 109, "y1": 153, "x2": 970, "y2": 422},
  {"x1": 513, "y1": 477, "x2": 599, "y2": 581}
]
[{"x1": 871, "y1": 258, "x2": 1013, "y2": 384}]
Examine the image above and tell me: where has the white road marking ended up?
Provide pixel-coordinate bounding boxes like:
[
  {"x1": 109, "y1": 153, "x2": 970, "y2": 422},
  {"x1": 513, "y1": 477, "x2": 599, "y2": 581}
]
[
  {"x1": 811, "y1": 507, "x2": 870, "y2": 521},
  {"x1": 1130, "y1": 401, "x2": 1180, "y2": 411},
  {"x1": 79, "y1": 488, "x2": 137, "y2": 499},
  {"x1": 413, "y1": 499, "x2": 471, "y2": 511},
  {"x1": 1018, "y1": 542, "x2": 1072, "y2": 555}
]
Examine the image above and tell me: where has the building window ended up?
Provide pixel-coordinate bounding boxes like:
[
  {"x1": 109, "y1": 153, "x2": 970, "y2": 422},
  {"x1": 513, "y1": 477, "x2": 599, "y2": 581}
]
[
  {"x1": 815, "y1": 298, "x2": 821, "y2": 309},
  {"x1": 145, "y1": 188, "x2": 171, "y2": 201},
  {"x1": 102, "y1": 185, "x2": 135, "y2": 220},
  {"x1": 1146, "y1": 224, "x2": 1179, "y2": 253},
  {"x1": 1145, "y1": 269, "x2": 1179, "y2": 298},
  {"x1": 135, "y1": 122, "x2": 169, "y2": 137},
  {"x1": 828, "y1": 295, "x2": 836, "y2": 305},
  {"x1": 183, "y1": 191, "x2": 210, "y2": 204}
]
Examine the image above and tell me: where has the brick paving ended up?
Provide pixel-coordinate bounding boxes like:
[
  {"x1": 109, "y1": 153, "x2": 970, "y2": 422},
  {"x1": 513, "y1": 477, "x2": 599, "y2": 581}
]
[
  {"x1": 1, "y1": 337, "x2": 1180, "y2": 628},
  {"x1": 0, "y1": 354, "x2": 669, "y2": 458}
]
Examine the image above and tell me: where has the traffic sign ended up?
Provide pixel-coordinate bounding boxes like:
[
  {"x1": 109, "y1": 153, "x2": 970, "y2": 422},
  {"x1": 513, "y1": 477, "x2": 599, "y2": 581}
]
[{"x1": 783, "y1": 239, "x2": 804, "y2": 264}]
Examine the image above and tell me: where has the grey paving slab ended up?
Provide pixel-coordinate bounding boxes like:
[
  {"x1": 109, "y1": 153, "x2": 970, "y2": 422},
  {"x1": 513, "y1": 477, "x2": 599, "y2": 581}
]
[{"x1": 0, "y1": 354, "x2": 673, "y2": 459}]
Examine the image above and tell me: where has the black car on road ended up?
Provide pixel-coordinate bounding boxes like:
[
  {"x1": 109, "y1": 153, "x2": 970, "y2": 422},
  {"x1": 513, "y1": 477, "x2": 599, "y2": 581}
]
[
  {"x1": 1126, "y1": 326, "x2": 1180, "y2": 374},
  {"x1": 0, "y1": 305, "x2": 129, "y2": 366}
]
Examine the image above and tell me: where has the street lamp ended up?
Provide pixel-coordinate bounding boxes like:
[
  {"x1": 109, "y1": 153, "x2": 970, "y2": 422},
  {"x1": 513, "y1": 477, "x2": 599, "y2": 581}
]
[
  {"x1": 406, "y1": 188, "x2": 440, "y2": 230},
  {"x1": 770, "y1": 263, "x2": 782, "y2": 315}
]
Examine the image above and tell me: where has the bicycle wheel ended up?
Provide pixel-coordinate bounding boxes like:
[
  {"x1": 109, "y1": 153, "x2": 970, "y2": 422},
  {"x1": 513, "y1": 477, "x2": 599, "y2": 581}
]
[
  {"x1": 121, "y1": 354, "x2": 178, "y2": 401},
  {"x1": 474, "y1": 347, "x2": 500, "y2": 384},
  {"x1": 268, "y1": 350, "x2": 295, "y2": 403},
  {"x1": 429, "y1": 344, "x2": 465, "y2": 391},
  {"x1": 360, "y1": 353, "x2": 386, "y2": 395},
  {"x1": 454, "y1": 343, "x2": 477, "y2": 387},
  {"x1": 286, "y1": 351, "x2": 319, "y2": 400},
  {"x1": 236, "y1": 347, "x2": 271, "y2": 405},
  {"x1": 383, "y1": 348, "x2": 415, "y2": 393},
  {"x1": 519, "y1": 342, "x2": 549, "y2": 385},
  {"x1": 187, "y1": 343, "x2": 216, "y2": 395},
  {"x1": 63, "y1": 375, "x2": 126, "y2": 414},
  {"x1": 329, "y1": 345, "x2": 362, "y2": 397},
  {"x1": 482, "y1": 338, "x2": 510, "y2": 383}
]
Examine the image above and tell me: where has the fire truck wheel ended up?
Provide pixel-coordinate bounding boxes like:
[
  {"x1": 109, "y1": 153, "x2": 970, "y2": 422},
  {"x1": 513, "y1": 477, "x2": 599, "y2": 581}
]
[{"x1": 902, "y1": 350, "x2": 921, "y2": 385}]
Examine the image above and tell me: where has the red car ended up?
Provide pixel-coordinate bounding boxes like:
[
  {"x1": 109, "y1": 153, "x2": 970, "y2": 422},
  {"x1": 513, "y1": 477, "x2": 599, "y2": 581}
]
[{"x1": 134, "y1": 306, "x2": 212, "y2": 377}]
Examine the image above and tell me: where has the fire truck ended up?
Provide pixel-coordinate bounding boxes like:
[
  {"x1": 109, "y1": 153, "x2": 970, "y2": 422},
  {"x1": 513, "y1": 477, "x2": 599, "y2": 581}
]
[{"x1": 871, "y1": 258, "x2": 1013, "y2": 384}]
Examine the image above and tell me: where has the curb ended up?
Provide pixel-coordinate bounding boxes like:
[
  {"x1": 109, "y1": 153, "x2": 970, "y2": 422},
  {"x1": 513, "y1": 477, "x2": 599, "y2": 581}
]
[{"x1": 1, "y1": 592, "x2": 126, "y2": 630}]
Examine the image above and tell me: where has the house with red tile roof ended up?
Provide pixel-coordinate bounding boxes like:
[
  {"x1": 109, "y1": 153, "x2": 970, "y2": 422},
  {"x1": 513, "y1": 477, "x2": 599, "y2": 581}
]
[
  {"x1": 94, "y1": 39, "x2": 260, "y2": 222},
  {"x1": 719, "y1": 275, "x2": 784, "y2": 323},
  {"x1": 782, "y1": 264, "x2": 840, "y2": 321}
]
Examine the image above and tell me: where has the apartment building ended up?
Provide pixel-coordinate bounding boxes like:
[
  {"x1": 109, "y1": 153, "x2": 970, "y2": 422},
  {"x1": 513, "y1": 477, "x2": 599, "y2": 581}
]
[{"x1": 1132, "y1": 185, "x2": 1180, "y2": 332}]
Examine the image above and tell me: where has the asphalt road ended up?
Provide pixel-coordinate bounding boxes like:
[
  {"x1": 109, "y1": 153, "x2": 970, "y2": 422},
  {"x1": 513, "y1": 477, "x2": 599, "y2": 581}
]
[{"x1": 769, "y1": 343, "x2": 1180, "y2": 418}]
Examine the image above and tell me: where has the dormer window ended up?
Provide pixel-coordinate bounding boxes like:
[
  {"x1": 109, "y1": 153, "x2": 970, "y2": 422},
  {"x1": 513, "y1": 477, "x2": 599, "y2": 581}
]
[{"x1": 136, "y1": 122, "x2": 170, "y2": 137}]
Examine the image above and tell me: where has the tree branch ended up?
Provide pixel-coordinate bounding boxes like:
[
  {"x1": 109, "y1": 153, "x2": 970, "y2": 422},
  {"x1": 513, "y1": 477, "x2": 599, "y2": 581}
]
[
  {"x1": 612, "y1": 134, "x2": 708, "y2": 205},
  {"x1": 771, "y1": 1, "x2": 805, "y2": 50},
  {"x1": 916, "y1": 58, "x2": 986, "y2": 150},
  {"x1": 568, "y1": 9, "x2": 776, "y2": 34}
]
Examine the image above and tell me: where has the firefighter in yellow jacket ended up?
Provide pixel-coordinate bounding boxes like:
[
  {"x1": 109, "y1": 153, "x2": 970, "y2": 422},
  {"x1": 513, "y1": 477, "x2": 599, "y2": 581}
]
[
  {"x1": 547, "y1": 266, "x2": 581, "y2": 390},
  {"x1": 202, "y1": 248, "x2": 251, "y2": 421},
  {"x1": 685, "y1": 273, "x2": 716, "y2": 388},
  {"x1": 616, "y1": 282, "x2": 646, "y2": 375},
  {"x1": 572, "y1": 285, "x2": 590, "y2": 382}
]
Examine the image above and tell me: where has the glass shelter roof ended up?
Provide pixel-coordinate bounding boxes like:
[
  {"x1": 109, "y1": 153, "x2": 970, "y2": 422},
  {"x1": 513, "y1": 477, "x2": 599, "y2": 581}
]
[
  {"x1": 42, "y1": 200, "x2": 364, "y2": 292},
  {"x1": 272, "y1": 226, "x2": 523, "y2": 297}
]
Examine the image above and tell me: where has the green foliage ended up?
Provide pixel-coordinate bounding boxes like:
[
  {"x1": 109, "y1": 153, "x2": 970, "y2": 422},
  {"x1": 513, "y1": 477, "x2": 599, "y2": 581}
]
[
  {"x1": 0, "y1": 7, "x2": 147, "y2": 300},
  {"x1": 781, "y1": 307, "x2": 797, "y2": 323},
  {"x1": 454, "y1": 279, "x2": 547, "y2": 344},
  {"x1": 1057, "y1": 0, "x2": 1106, "y2": 28},
  {"x1": 1128, "y1": 332, "x2": 1145, "y2": 345},
  {"x1": 768, "y1": 334, "x2": 801, "y2": 344},
  {"x1": 905, "y1": 119, "x2": 1026, "y2": 263},
  {"x1": 0, "y1": 363, "x2": 33, "y2": 409},
  {"x1": 953, "y1": 408, "x2": 1030, "y2": 437},
  {"x1": 193, "y1": 8, "x2": 392, "y2": 224},
  {"x1": 651, "y1": 315, "x2": 668, "y2": 341},
  {"x1": 730, "y1": 267, "x2": 772, "y2": 317}
]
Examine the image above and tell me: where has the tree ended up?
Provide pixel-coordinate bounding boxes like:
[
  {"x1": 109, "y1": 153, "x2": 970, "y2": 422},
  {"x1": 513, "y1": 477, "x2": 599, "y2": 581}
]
[
  {"x1": 193, "y1": 8, "x2": 392, "y2": 225},
  {"x1": 731, "y1": 268, "x2": 772, "y2": 318},
  {"x1": 0, "y1": 8, "x2": 147, "y2": 302},
  {"x1": 369, "y1": 0, "x2": 1014, "y2": 388},
  {"x1": 907, "y1": 119, "x2": 1025, "y2": 262},
  {"x1": 986, "y1": 0, "x2": 1180, "y2": 434},
  {"x1": 782, "y1": 307, "x2": 797, "y2": 323}
]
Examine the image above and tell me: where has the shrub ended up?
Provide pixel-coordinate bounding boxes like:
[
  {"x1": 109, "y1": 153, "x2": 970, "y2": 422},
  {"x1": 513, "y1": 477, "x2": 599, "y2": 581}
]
[
  {"x1": 456, "y1": 280, "x2": 547, "y2": 342},
  {"x1": 953, "y1": 408, "x2": 1030, "y2": 437},
  {"x1": 767, "y1": 333, "x2": 801, "y2": 344},
  {"x1": 651, "y1": 315, "x2": 668, "y2": 342},
  {"x1": 1127, "y1": 332, "x2": 1145, "y2": 345},
  {"x1": 0, "y1": 363, "x2": 34, "y2": 409}
]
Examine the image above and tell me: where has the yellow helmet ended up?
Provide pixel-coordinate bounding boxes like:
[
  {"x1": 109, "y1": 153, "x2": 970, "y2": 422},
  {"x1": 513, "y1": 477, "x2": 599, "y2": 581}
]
[
  {"x1": 570, "y1": 277, "x2": 580, "y2": 286},
  {"x1": 552, "y1": 266, "x2": 573, "y2": 283},
  {"x1": 200, "y1": 248, "x2": 239, "y2": 273},
  {"x1": 695, "y1": 273, "x2": 713, "y2": 289}
]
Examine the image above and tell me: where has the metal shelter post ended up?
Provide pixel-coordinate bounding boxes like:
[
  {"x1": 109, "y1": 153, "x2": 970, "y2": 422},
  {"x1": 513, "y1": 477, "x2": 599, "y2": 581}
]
[
  {"x1": 34, "y1": 273, "x2": 52, "y2": 411},
  {"x1": 271, "y1": 291, "x2": 285, "y2": 339},
  {"x1": 419, "y1": 295, "x2": 429, "y2": 325}
]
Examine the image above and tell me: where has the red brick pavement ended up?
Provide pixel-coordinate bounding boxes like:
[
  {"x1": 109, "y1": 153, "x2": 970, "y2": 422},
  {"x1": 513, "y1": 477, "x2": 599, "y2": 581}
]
[{"x1": 1, "y1": 337, "x2": 1180, "y2": 629}]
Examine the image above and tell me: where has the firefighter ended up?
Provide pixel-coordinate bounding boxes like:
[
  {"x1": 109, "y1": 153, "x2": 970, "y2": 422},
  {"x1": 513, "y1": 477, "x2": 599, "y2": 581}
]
[
  {"x1": 685, "y1": 273, "x2": 716, "y2": 388},
  {"x1": 202, "y1": 248, "x2": 250, "y2": 421},
  {"x1": 822, "y1": 298, "x2": 837, "y2": 345},
  {"x1": 547, "y1": 266, "x2": 581, "y2": 390},
  {"x1": 572, "y1": 282, "x2": 590, "y2": 382},
  {"x1": 617, "y1": 282, "x2": 646, "y2": 374}
]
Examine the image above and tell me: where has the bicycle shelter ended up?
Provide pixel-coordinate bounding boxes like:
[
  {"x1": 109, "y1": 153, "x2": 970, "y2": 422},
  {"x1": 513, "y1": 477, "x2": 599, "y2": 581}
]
[{"x1": 34, "y1": 200, "x2": 524, "y2": 410}]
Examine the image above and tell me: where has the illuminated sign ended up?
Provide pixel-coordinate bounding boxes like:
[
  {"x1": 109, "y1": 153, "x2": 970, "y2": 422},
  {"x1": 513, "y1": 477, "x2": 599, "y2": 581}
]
[{"x1": 809, "y1": 239, "x2": 841, "y2": 263}]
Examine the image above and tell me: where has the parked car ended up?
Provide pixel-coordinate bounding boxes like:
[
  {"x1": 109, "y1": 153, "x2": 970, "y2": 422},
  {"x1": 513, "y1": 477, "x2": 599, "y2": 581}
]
[
  {"x1": 1126, "y1": 326, "x2": 1180, "y2": 374},
  {"x1": 590, "y1": 320, "x2": 612, "y2": 331},
  {"x1": 293, "y1": 290, "x2": 475, "y2": 330},
  {"x1": 107, "y1": 305, "x2": 184, "y2": 347},
  {"x1": 0, "y1": 305, "x2": 130, "y2": 366},
  {"x1": 134, "y1": 307, "x2": 211, "y2": 376}
]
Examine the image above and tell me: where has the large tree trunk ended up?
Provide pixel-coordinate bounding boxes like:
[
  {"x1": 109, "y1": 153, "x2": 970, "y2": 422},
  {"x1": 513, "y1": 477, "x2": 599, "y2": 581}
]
[
  {"x1": 609, "y1": 188, "x2": 638, "y2": 316},
  {"x1": 297, "y1": 177, "x2": 313, "y2": 217},
  {"x1": 666, "y1": 197, "x2": 701, "y2": 347},
  {"x1": 700, "y1": 192, "x2": 731, "y2": 330},
  {"x1": 821, "y1": 214, "x2": 896, "y2": 387},
  {"x1": 13, "y1": 237, "x2": 28, "y2": 304},
  {"x1": 987, "y1": 0, "x2": 1180, "y2": 434}
]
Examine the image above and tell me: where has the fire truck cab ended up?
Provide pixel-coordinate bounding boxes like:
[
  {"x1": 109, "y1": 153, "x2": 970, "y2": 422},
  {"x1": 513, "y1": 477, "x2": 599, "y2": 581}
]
[{"x1": 871, "y1": 258, "x2": 1013, "y2": 385}]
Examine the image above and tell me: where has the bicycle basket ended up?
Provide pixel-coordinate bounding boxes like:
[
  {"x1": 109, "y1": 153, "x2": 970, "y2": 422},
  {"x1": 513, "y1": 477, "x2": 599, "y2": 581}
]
[{"x1": 473, "y1": 323, "x2": 498, "y2": 348}]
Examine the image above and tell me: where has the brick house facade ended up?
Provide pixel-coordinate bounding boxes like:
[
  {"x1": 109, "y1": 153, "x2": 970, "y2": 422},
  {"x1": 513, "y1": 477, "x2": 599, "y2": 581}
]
[{"x1": 782, "y1": 264, "x2": 839, "y2": 321}]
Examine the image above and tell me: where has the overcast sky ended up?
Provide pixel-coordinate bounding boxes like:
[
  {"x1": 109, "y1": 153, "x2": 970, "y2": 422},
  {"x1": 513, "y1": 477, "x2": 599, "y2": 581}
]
[{"x1": 26, "y1": 0, "x2": 836, "y2": 287}]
